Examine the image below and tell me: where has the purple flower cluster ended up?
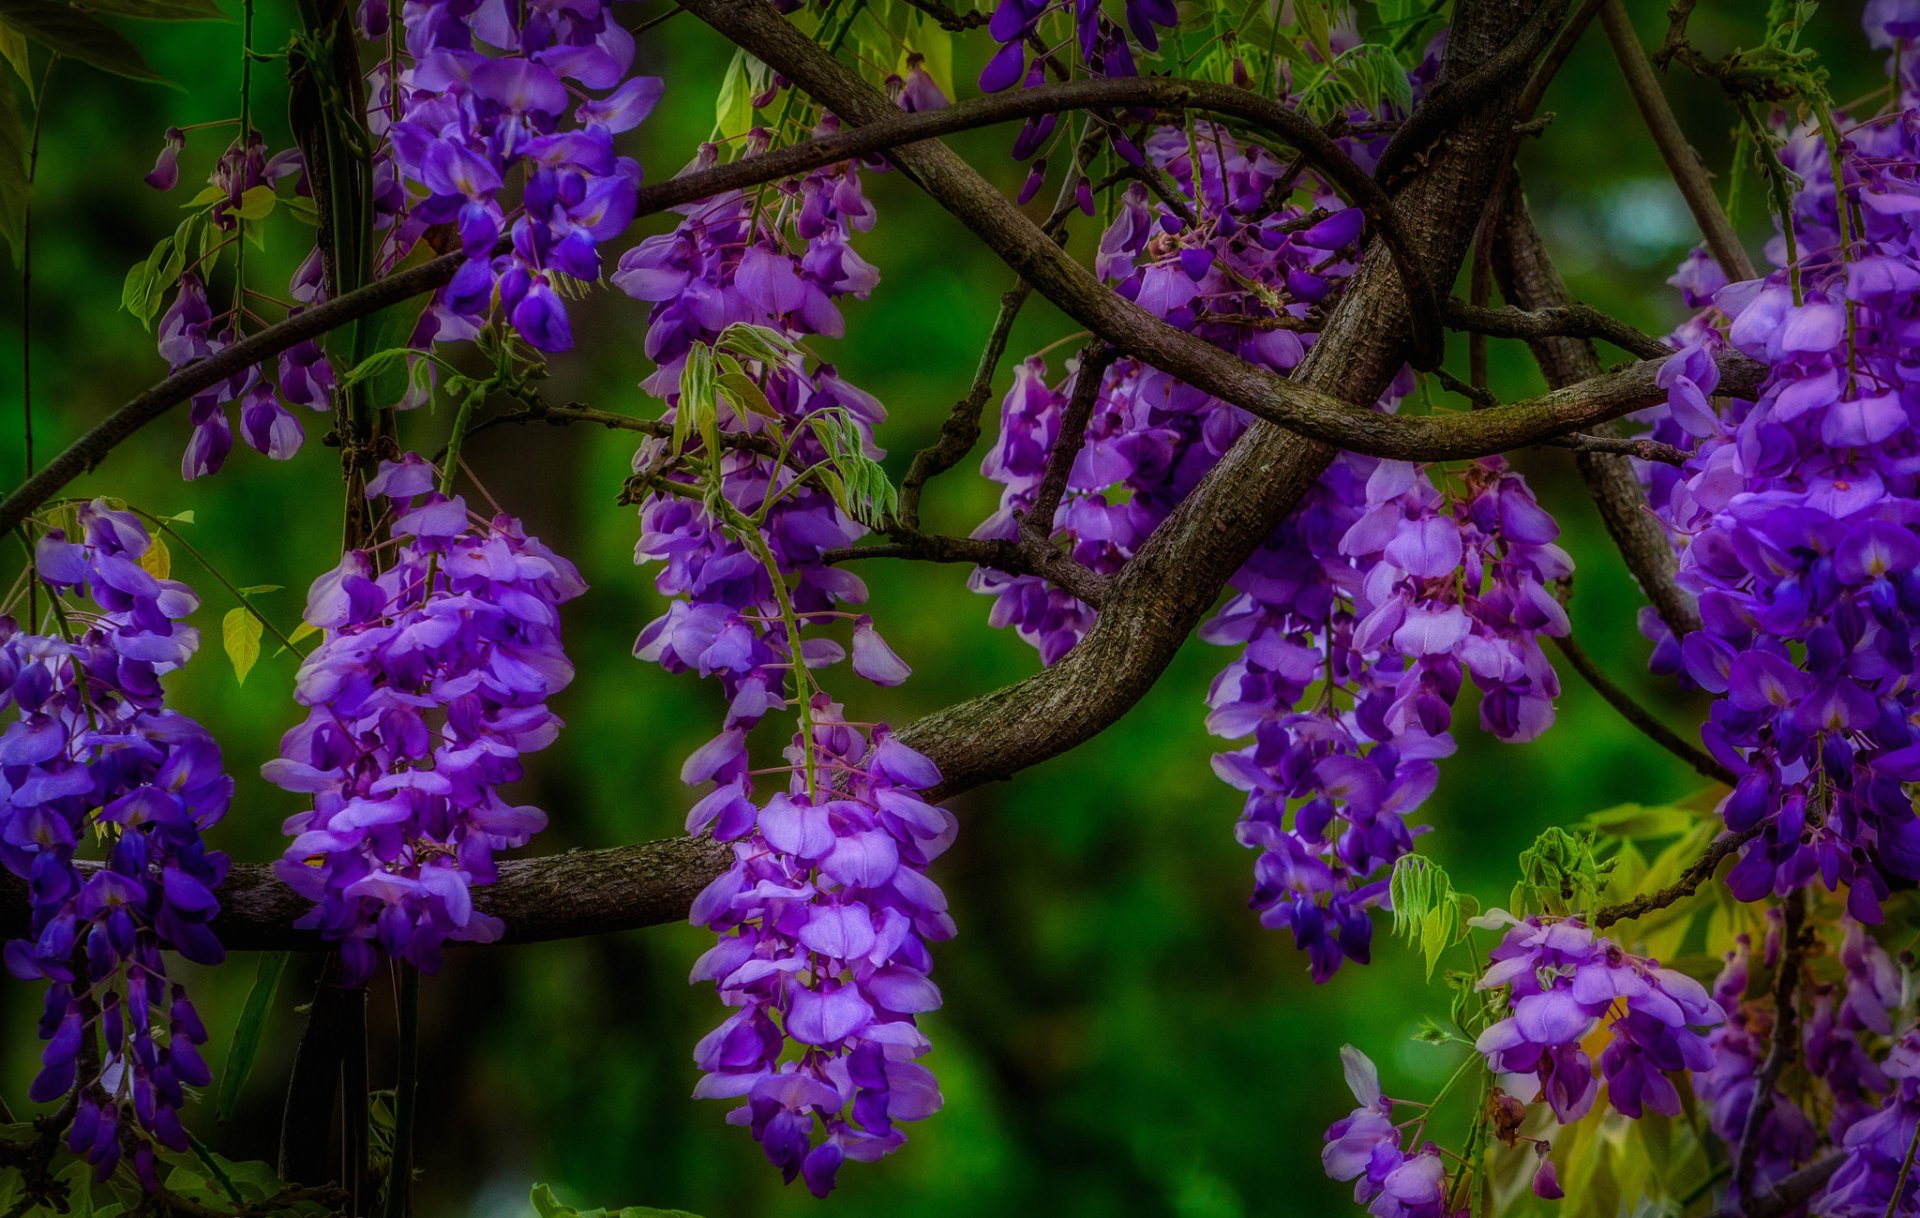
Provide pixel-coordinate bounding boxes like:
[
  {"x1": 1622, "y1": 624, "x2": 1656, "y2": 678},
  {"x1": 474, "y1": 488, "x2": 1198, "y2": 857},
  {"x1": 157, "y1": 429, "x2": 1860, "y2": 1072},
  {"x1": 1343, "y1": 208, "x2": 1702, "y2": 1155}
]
[
  {"x1": 0, "y1": 502, "x2": 233, "y2": 1186},
  {"x1": 1473, "y1": 914, "x2": 1723, "y2": 1124},
  {"x1": 978, "y1": 0, "x2": 1178, "y2": 93},
  {"x1": 1212, "y1": 457, "x2": 1568, "y2": 982},
  {"x1": 144, "y1": 0, "x2": 663, "y2": 478},
  {"x1": 148, "y1": 130, "x2": 330, "y2": 481},
  {"x1": 688, "y1": 708, "x2": 953, "y2": 1196},
  {"x1": 384, "y1": 0, "x2": 661, "y2": 352},
  {"x1": 1692, "y1": 933, "x2": 1819, "y2": 1200},
  {"x1": 1321, "y1": 1047, "x2": 1461, "y2": 1218},
  {"x1": 970, "y1": 91, "x2": 1555, "y2": 987},
  {"x1": 617, "y1": 128, "x2": 898, "y2": 750},
  {"x1": 1638, "y1": 6, "x2": 1920, "y2": 922},
  {"x1": 974, "y1": 123, "x2": 1380, "y2": 664},
  {"x1": 266, "y1": 454, "x2": 583, "y2": 984},
  {"x1": 1820, "y1": 1031, "x2": 1920, "y2": 1216}
]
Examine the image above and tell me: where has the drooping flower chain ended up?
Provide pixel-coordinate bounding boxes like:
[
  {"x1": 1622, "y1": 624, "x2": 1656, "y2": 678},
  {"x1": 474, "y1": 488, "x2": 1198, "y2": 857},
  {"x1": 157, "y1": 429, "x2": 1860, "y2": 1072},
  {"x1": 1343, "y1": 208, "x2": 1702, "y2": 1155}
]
[
  {"x1": 266, "y1": 454, "x2": 583, "y2": 984},
  {"x1": 0, "y1": 502, "x2": 233, "y2": 1187}
]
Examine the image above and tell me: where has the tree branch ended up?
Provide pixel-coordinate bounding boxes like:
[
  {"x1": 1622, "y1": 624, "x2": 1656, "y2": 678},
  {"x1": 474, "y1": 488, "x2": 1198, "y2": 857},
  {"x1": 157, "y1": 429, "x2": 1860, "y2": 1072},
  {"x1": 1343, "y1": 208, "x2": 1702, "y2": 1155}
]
[
  {"x1": 1550, "y1": 633, "x2": 1732, "y2": 783},
  {"x1": 1442, "y1": 298, "x2": 1672, "y2": 361},
  {"x1": 0, "y1": 74, "x2": 1437, "y2": 541},
  {"x1": 1599, "y1": 0, "x2": 1757, "y2": 281},
  {"x1": 3, "y1": 0, "x2": 1567, "y2": 950},
  {"x1": 1727, "y1": 1152, "x2": 1842, "y2": 1218},
  {"x1": 1592, "y1": 828, "x2": 1758, "y2": 929},
  {"x1": 1489, "y1": 182, "x2": 1704, "y2": 638},
  {"x1": 1733, "y1": 889, "x2": 1808, "y2": 1201}
]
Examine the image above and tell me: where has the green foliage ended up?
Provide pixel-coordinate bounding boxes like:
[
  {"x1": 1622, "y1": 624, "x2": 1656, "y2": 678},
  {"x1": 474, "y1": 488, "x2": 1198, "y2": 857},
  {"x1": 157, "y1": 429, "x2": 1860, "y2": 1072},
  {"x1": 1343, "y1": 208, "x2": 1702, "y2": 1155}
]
[
  {"x1": 806, "y1": 406, "x2": 897, "y2": 528},
  {"x1": 1509, "y1": 826, "x2": 1613, "y2": 918},
  {"x1": 0, "y1": 0, "x2": 164, "y2": 83},
  {"x1": 217, "y1": 950, "x2": 290, "y2": 1121},
  {"x1": 79, "y1": 0, "x2": 226, "y2": 20},
  {"x1": 1388, "y1": 854, "x2": 1475, "y2": 979},
  {"x1": 121, "y1": 214, "x2": 201, "y2": 327},
  {"x1": 221, "y1": 605, "x2": 262, "y2": 684},
  {"x1": 530, "y1": 1182, "x2": 706, "y2": 1218},
  {"x1": 712, "y1": 48, "x2": 766, "y2": 143}
]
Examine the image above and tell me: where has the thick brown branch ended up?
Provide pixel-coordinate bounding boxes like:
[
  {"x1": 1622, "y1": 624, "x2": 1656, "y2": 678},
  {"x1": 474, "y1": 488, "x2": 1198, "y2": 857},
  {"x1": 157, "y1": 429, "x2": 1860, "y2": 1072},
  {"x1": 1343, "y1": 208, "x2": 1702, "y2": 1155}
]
[
  {"x1": 1443, "y1": 298, "x2": 1671, "y2": 361},
  {"x1": 824, "y1": 529, "x2": 1111, "y2": 608},
  {"x1": 2, "y1": 836, "x2": 731, "y2": 950},
  {"x1": 0, "y1": 75, "x2": 1428, "y2": 541},
  {"x1": 1542, "y1": 432, "x2": 1688, "y2": 465}
]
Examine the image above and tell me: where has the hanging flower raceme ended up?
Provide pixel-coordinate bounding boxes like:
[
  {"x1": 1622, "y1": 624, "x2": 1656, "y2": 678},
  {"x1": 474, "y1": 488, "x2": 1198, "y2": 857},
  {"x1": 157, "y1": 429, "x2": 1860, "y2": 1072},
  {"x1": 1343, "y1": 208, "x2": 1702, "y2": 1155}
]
[
  {"x1": 267, "y1": 454, "x2": 584, "y2": 984},
  {"x1": 0, "y1": 501, "x2": 233, "y2": 1188},
  {"x1": 1321, "y1": 1047, "x2": 1463, "y2": 1218},
  {"x1": 1473, "y1": 914, "x2": 1724, "y2": 1125},
  {"x1": 1635, "y1": 11, "x2": 1920, "y2": 925},
  {"x1": 688, "y1": 706, "x2": 953, "y2": 1196},
  {"x1": 142, "y1": 0, "x2": 665, "y2": 481}
]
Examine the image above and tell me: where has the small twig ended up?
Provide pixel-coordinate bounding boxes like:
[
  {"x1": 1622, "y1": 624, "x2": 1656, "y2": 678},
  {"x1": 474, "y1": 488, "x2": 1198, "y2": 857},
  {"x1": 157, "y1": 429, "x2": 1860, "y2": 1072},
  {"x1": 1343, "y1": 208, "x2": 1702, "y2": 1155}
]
[
  {"x1": 898, "y1": 121, "x2": 1104, "y2": 527},
  {"x1": 1733, "y1": 889, "x2": 1808, "y2": 1200},
  {"x1": 1541, "y1": 431, "x2": 1688, "y2": 465},
  {"x1": 897, "y1": 0, "x2": 987, "y2": 30},
  {"x1": 1599, "y1": 0, "x2": 1757, "y2": 281},
  {"x1": 1552, "y1": 634, "x2": 1732, "y2": 782},
  {"x1": 1433, "y1": 366, "x2": 1497, "y2": 410},
  {"x1": 631, "y1": 2, "x2": 685, "y2": 36},
  {"x1": 1443, "y1": 299, "x2": 1673, "y2": 362},
  {"x1": 1021, "y1": 341, "x2": 1117, "y2": 545},
  {"x1": 825, "y1": 527, "x2": 1110, "y2": 608},
  {"x1": 1593, "y1": 828, "x2": 1759, "y2": 929},
  {"x1": 1723, "y1": 1153, "x2": 1842, "y2": 1218}
]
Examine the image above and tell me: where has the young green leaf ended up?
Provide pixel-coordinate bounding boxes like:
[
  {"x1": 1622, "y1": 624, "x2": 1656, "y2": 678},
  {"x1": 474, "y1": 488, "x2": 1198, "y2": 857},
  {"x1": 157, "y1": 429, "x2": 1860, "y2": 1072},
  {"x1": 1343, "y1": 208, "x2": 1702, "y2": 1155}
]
[
  {"x1": 138, "y1": 533, "x2": 171, "y2": 580},
  {"x1": 221, "y1": 607, "x2": 263, "y2": 685},
  {"x1": 217, "y1": 951, "x2": 289, "y2": 1122}
]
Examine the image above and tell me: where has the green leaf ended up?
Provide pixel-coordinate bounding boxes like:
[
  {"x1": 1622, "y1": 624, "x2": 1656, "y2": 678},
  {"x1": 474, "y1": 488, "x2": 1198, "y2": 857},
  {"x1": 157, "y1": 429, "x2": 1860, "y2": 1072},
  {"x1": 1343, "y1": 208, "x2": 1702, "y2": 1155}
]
[
  {"x1": 217, "y1": 951, "x2": 288, "y2": 1121},
  {"x1": 715, "y1": 321, "x2": 801, "y2": 367},
  {"x1": 716, "y1": 371, "x2": 776, "y2": 421},
  {"x1": 0, "y1": 0, "x2": 164, "y2": 82},
  {"x1": 236, "y1": 583, "x2": 282, "y2": 594},
  {"x1": 1580, "y1": 801, "x2": 1697, "y2": 841},
  {"x1": 122, "y1": 214, "x2": 197, "y2": 326},
  {"x1": 287, "y1": 619, "x2": 319, "y2": 645},
  {"x1": 1511, "y1": 826, "x2": 1614, "y2": 917},
  {"x1": 234, "y1": 183, "x2": 275, "y2": 220},
  {"x1": 0, "y1": 24, "x2": 31, "y2": 92},
  {"x1": 712, "y1": 48, "x2": 759, "y2": 142},
  {"x1": 138, "y1": 532, "x2": 171, "y2": 580},
  {"x1": 77, "y1": 0, "x2": 226, "y2": 19},
  {"x1": 674, "y1": 343, "x2": 716, "y2": 458},
  {"x1": 805, "y1": 407, "x2": 897, "y2": 528},
  {"x1": 0, "y1": 70, "x2": 24, "y2": 269},
  {"x1": 221, "y1": 606, "x2": 262, "y2": 685},
  {"x1": 1388, "y1": 854, "x2": 1465, "y2": 979}
]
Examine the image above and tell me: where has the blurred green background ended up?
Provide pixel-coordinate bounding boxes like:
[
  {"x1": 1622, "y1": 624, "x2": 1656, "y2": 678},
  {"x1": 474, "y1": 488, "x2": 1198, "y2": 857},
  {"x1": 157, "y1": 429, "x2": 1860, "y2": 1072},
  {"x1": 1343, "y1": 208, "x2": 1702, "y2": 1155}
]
[{"x1": 0, "y1": 2, "x2": 1891, "y2": 1215}]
